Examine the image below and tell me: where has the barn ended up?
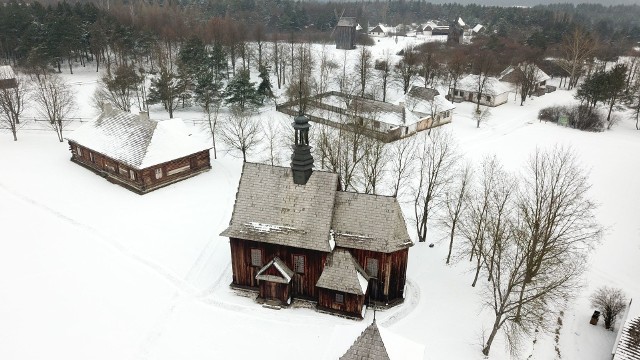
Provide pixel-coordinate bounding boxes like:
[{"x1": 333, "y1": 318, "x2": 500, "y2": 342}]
[
  {"x1": 335, "y1": 17, "x2": 357, "y2": 50},
  {"x1": 66, "y1": 104, "x2": 212, "y2": 194},
  {"x1": 221, "y1": 114, "x2": 413, "y2": 319}
]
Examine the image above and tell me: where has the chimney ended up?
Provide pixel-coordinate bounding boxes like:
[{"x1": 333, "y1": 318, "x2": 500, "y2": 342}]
[
  {"x1": 290, "y1": 114, "x2": 314, "y2": 185},
  {"x1": 139, "y1": 111, "x2": 149, "y2": 120},
  {"x1": 102, "y1": 102, "x2": 113, "y2": 113}
]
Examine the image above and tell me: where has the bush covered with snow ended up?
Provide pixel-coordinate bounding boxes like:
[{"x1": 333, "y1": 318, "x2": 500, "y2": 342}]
[{"x1": 539, "y1": 105, "x2": 605, "y2": 132}]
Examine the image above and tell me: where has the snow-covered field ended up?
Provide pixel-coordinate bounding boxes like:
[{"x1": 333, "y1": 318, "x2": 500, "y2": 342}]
[{"x1": 1, "y1": 36, "x2": 639, "y2": 359}]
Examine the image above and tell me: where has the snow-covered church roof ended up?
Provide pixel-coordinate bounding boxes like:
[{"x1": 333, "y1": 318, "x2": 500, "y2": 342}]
[
  {"x1": 316, "y1": 249, "x2": 369, "y2": 295},
  {"x1": 66, "y1": 107, "x2": 211, "y2": 170}
]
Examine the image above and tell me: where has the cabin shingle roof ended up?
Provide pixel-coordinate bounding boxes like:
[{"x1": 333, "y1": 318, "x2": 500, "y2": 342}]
[
  {"x1": 66, "y1": 109, "x2": 211, "y2": 169},
  {"x1": 220, "y1": 163, "x2": 413, "y2": 253},
  {"x1": 316, "y1": 249, "x2": 370, "y2": 295},
  {"x1": 332, "y1": 192, "x2": 412, "y2": 253},
  {"x1": 340, "y1": 320, "x2": 391, "y2": 360},
  {"x1": 0, "y1": 65, "x2": 16, "y2": 80},
  {"x1": 615, "y1": 317, "x2": 640, "y2": 360},
  {"x1": 220, "y1": 163, "x2": 339, "y2": 252}
]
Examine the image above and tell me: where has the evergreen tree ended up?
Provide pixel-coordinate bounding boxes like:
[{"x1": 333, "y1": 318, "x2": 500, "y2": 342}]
[
  {"x1": 257, "y1": 66, "x2": 273, "y2": 104},
  {"x1": 224, "y1": 69, "x2": 260, "y2": 111}
]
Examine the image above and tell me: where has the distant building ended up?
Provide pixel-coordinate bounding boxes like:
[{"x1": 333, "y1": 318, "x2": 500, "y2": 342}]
[
  {"x1": 499, "y1": 63, "x2": 551, "y2": 94},
  {"x1": 66, "y1": 104, "x2": 212, "y2": 194},
  {"x1": 276, "y1": 90, "x2": 454, "y2": 142},
  {"x1": 448, "y1": 18, "x2": 465, "y2": 45},
  {"x1": 0, "y1": 65, "x2": 17, "y2": 89},
  {"x1": 335, "y1": 17, "x2": 357, "y2": 50},
  {"x1": 369, "y1": 24, "x2": 389, "y2": 37},
  {"x1": 450, "y1": 75, "x2": 511, "y2": 107},
  {"x1": 221, "y1": 114, "x2": 412, "y2": 319}
]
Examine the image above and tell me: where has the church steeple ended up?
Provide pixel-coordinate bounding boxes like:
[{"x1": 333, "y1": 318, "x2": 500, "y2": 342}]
[{"x1": 290, "y1": 113, "x2": 314, "y2": 185}]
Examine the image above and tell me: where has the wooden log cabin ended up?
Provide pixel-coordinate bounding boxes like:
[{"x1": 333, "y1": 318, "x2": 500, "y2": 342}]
[
  {"x1": 220, "y1": 114, "x2": 412, "y2": 319},
  {"x1": 66, "y1": 104, "x2": 212, "y2": 194}
]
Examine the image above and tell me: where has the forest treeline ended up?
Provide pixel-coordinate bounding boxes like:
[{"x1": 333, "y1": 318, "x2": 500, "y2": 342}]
[{"x1": 1, "y1": 0, "x2": 640, "y2": 71}]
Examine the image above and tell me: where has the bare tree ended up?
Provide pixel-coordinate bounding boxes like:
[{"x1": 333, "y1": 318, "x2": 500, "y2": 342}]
[
  {"x1": 442, "y1": 162, "x2": 473, "y2": 264},
  {"x1": 360, "y1": 136, "x2": 388, "y2": 194},
  {"x1": 263, "y1": 119, "x2": 283, "y2": 166},
  {"x1": 471, "y1": 50, "x2": 497, "y2": 113},
  {"x1": 32, "y1": 74, "x2": 76, "y2": 142},
  {"x1": 394, "y1": 46, "x2": 419, "y2": 94},
  {"x1": 375, "y1": 50, "x2": 393, "y2": 102},
  {"x1": 219, "y1": 109, "x2": 262, "y2": 162},
  {"x1": 446, "y1": 48, "x2": 467, "y2": 97},
  {"x1": 473, "y1": 106, "x2": 491, "y2": 128},
  {"x1": 557, "y1": 28, "x2": 598, "y2": 90},
  {"x1": 389, "y1": 135, "x2": 416, "y2": 198},
  {"x1": 590, "y1": 287, "x2": 627, "y2": 330},
  {"x1": 413, "y1": 130, "x2": 458, "y2": 242},
  {"x1": 354, "y1": 45, "x2": 373, "y2": 97},
  {"x1": 517, "y1": 63, "x2": 542, "y2": 106},
  {"x1": 316, "y1": 42, "x2": 337, "y2": 96},
  {"x1": 94, "y1": 64, "x2": 141, "y2": 112},
  {"x1": 0, "y1": 75, "x2": 28, "y2": 141},
  {"x1": 514, "y1": 146, "x2": 602, "y2": 319}
]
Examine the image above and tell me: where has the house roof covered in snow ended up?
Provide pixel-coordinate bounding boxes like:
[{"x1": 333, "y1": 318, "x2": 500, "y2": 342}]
[
  {"x1": 221, "y1": 163, "x2": 412, "y2": 253},
  {"x1": 457, "y1": 17, "x2": 466, "y2": 27},
  {"x1": 472, "y1": 24, "x2": 484, "y2": 33},
  {"x1": 66, "y1": 108, "x2": 211, "y2": 170},
  {"x1": 220, "y1": 163, "x2": 339, "y2": 252},
  {"x1": 316, "y1": 249, "x2": 370, "y2": 295},
  {"x1": 332, "y1": 192, "x2": 412, "y2": 253},
  {"x1": 456, "y1": 75, "x2": 511, "y2": 96},
  {"x1": 405, "y1": 86, "x2": 456, "y2": 117},
  {"x1": 369, "y1": 24, "x2": 389, "y2": 33},
  {"x1": 338, "y1": 17, "x2": 357, "y2": 27},
  {"x1": 255, "y1": 257, "x2": 294, "y2": 284},
  {"x1": 498, "y1": 64, "x2": 551, "y2": 84},
  {"x1": 0, "y1": 65, "x2": 16, "y2": 80}
]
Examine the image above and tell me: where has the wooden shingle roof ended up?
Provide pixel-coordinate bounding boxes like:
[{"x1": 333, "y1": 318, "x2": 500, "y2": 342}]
[
  {"x1": 66, "y1": 108, "x2": 211, "y2": 169},
  {"x1": 615, "y1": 317, "x2": 640, "y2": 360},
  {"x1": 332, "y1": 192, "x2": 412, "y2": 253},
  {"x1": 220, "y1": 163, "x2": 339, "y2": 252},
  {"x1": 316, "y1": 249, "x2": 370, "y2": 295},
  {"x1": 221, "y1": 163, "x2": 413, "y2": 253},
  {"x1": 340, "y1": 320, "x2": 391, "y2": 360},
  {"x1": 255, "y1": 257, "x2": 294, "y2": 284}
]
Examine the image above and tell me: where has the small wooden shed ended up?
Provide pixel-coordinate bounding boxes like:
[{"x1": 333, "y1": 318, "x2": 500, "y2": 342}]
[
  {"x1": 0, "y1": 66, "x2": 17, "y2": 89},
  {"x1": 335, "y1": 17, "x2": 357, "y2": 50}
]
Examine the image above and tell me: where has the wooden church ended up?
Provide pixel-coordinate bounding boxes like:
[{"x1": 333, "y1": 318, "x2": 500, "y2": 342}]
[{"x1": 221, "y1": 113, "x2": 413, "y2": 319}]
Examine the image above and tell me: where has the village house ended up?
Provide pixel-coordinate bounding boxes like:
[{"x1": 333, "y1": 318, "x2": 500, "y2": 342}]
[
  {"x1": 369, "y1": 24, "x2": 389, "y2": 37},
  {"x1": 499, "y1": 63, "x2": 552, "y2": 95},
  {"x1": 220, "y1": 114, "x2": 413, "y2": 319},
  {"x1": 66, "y1": 104, "x2": 212, "y2": 194},
  {"x1": 276, "y1": 90, "x2": 454, "y2": 142},
  {"x1": 403, "y1": 86, "x2": 456, "y2": 130},
  {"x1": 450, "y1": 75, "x2": 511, "y2": 107},
  {"x1": 0, "y1": 65, "x2": 17, "y2": 89}
]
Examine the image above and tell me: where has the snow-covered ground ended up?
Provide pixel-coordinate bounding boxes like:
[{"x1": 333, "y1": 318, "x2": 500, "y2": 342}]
[{"x1": 1, "y1": 36, "x2": 639, "y2": 360}]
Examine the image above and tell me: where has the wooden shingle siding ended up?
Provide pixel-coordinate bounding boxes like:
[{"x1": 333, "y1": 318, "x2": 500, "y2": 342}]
[
  {"x1": 230, "y1": 238, "x2": 327, "y2": 299},
  {"x1": 318, "y1": 288, "x2": 365, "y2": 318},
  {"x1": 348, "y1": 248, "x2": 408, "y2": 303}
]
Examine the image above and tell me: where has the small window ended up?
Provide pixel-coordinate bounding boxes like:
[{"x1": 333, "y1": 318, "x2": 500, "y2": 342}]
[
  {"x1": 76, "y1": 147, "x2": 82, "y2": 157},
  {"x1": 366, "y1": 258, "x2": 379, "y2": 277},
  {"x1": 335, "y1": 293, "x2": 344, "y2": 304},
  {"x1": 293, "y1": 255, "x2": 305, "y2": 273},
  {"x1": 155, "y1": 168, "x2": 163, "y2": 179},
  {"x1": 486, "y1": 95, "x2": 492, "y2": 101},
  {"x1": 89, "y1": 152, "x2": 94, "y2": 163},
  {"x1": 129, "y1": 169, "x2": 136, "y2": 180},
  {"x1": 250, "y1": 249, "x2": 262, "y2": 267}
]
